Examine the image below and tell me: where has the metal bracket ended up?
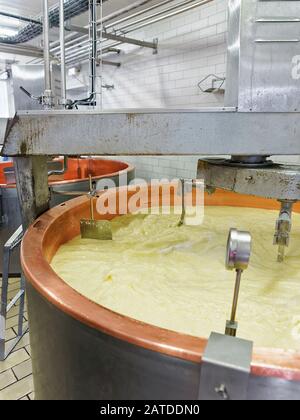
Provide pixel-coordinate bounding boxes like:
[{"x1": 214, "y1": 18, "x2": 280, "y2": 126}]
[
  {"x1": 198, "y1": 159, "x2": 300, "y2": 201},
  {"x1": 0, "y1": 225, "x2": 28, "y2": 361},
  {"x1": 198, "y1": 332, "x2": 253, "y2": 400}
]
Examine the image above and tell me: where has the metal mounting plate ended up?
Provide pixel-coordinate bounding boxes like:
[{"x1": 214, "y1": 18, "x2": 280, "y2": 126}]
[{"x1": 198, "y1": 332, "x2": 253, "y2": 401}]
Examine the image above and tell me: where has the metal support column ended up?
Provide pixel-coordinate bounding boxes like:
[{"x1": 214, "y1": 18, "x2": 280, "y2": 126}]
[
  {"x1": 59, "y1": 0, "x2": 67, "y2": 106},
  {"x1": 14, "y1": 157, "x2": 50, "y2": 230},
  {"x1": 43, "y1": 0, "x2": 53, "y2": 108}
]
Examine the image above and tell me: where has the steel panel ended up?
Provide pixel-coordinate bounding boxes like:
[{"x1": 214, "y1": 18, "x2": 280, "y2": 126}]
[
  {"x1": 227, "y1": 0, "x2": 300, "y2": 112},
  {"x1": 3, "y1": 109, "x2": 300, "y2": 156}
]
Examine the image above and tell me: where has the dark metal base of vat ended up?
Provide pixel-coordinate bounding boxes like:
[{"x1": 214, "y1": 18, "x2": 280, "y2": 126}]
[{"x1": 26, "y1": 283, "x2": 300, "y2": 401}]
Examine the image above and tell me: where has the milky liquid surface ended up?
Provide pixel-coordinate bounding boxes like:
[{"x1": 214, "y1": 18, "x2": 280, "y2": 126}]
[{"x1": 51, "y1": 206, "x2": 300, "y2": 350}]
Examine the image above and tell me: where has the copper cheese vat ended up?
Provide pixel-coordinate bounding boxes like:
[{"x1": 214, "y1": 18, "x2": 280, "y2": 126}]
[
  {"x1": 21, "y1": 185, "x2": 300, "y2": 400},
  {"x1": 0, "y1": 158, "x2": 135, "y2": 275}
]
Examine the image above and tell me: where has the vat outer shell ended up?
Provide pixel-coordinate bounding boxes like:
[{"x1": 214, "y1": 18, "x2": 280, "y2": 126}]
[{"x1": 21, "y1": 185, "x2": 300, "y2": 400}]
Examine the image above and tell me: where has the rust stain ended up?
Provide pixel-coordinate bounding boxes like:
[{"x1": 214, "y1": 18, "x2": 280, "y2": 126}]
[
  {"x1": 127, "y1": 113, "x2": 136, "y2": 124},
  {"x1": 20, "y1": 142, "x2": 27, "y2": 155}
]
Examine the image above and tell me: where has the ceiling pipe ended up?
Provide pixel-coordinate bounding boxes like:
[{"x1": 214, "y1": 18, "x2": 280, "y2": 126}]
[
  {"x1": 105, "y1": 0, "x2": 194, "y2": 30},
  {"x1": 65, "y1": 0, "x2": 213, "y2": 65},
  {"x1": 50, "y1": 0, "x2": 155, "y2": 54},
  {"x1": 0, "y1": 43, "x2": 44, "y2": 58},
  {"x1": 59, "y1": 0, "x2": 67, "y2": 105},
  {"x1": 43, "y1": 0, "x2": 53, "y2": 108},
  {"x1": 54, "y1": 0, "x2": 194, "y2": 59}
]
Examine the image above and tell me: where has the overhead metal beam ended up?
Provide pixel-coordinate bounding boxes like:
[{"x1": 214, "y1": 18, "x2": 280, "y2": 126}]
[
  {"x1": 0, "y1": 43, "x2": 44, "y2": 58},
  {"x1": 67, "y1": 24, "x2": 158, "y2": 51},
  {"x1": 3, "y1": 109, "x2": 300, "y2": 156}
]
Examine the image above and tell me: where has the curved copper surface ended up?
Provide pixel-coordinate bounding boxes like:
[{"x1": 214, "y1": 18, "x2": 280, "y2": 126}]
[
  {"x1": 21, "y1": 186, "x2": 300, "y2": 382},
  {"x1": 0, "y1": 158, "x2": 134, "y2": 188}
]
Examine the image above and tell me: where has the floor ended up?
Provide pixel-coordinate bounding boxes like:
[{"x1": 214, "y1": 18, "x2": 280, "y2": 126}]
[{"x1": 0, "y1": 278, "x2": 34, "y2": 400}]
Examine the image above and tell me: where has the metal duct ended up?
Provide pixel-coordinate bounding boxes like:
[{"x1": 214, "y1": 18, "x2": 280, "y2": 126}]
[{"x1": 0, "y1": 0, "x2": 107, "y2": 45}]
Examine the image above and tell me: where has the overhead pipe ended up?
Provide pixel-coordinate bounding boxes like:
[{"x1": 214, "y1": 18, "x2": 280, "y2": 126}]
[
  {"x1": 122, "y1": 0, "x2": 213, "y2": 33},
  {"x1": 54, "y1": 0, "x2": 192, "y2": 60},
  {"x1": 59, "y1": 0, "x2": 67, "y2": 105},
  {"x1": 65, "y1": 25, "x2": 158, "y2": 51},
  {"x1": 33, "y1": 0, "x2": 214, "y2": 66},
  {"x1": 0, "y1": 43, "x2": 44, "y2": 58},
  {"x1": 50, "y1": 0, "x2": 156, "y2": 55},
  {"x1": 64, "y1": 0, "x2": 214, "y2": 66},
  {"x1": 105, "y1": 0, "x2": 195, "y2": 31},
  {"x1": 43, "y1": 0, "x2": 53, "y2": 108},
  {"x1": 90, "y1": 0, "x2": 97, "y2": 102},
  {"x1": 99, "y1": 0, "x2": 155, "y2": 26}
]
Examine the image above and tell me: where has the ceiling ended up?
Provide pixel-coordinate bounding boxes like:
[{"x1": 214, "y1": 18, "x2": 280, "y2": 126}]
[
  {"x1": 0, "y1": 0, "x2": 138, "y2": 20},
  {"x1": 0, "y1": 0, "x2": 59, "y2": 16}
]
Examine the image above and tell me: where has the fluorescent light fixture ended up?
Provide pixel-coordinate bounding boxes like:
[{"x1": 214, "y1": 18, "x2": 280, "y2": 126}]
[
  {"x1": 0, "y1": 27, "x2": 19, "y2": 37},
  {"x1": 0, "y1": 71, "x2": 9, "y2": 80}
]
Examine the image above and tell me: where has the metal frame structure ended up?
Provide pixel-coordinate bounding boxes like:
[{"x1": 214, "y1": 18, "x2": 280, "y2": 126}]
[
  {"x1": 0, "y1": 226, "x2": 27, "y2": 361},
  {"x1": 29, "y1": 0, "x2": 213, "y2": 67}
]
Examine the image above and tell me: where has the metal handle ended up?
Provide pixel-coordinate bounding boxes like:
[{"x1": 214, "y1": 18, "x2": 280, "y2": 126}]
[
  {"x1": 19, "y1": 86, "x2": 42, "y2": 102},
  {"x1": 256, "y1": 17, "x2": 300, "y2": 23},
  {"x1": 255, "y1": 39, "x2": 300, "y2": 43}
]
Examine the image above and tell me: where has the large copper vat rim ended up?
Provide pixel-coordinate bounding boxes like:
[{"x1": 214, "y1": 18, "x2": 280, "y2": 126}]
[
  {"x1": 0, "y1": 158, "x2": 135, "y2": 188},
  {"x1": 21, "y1": 185, "x2": 300, "y2": 383}
]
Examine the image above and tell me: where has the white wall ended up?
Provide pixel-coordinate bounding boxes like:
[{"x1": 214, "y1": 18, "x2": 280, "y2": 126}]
[
  {"x1": 100, "y1": 0, "x2": 227, "y2": 109},
  {"x1": 68, "y1": 0, "x2": 229, "y2": 180}
]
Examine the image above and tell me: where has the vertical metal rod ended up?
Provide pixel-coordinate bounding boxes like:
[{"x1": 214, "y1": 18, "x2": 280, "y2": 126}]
[
  {"x1": 17, "y1": 275, "x2": 26, "y2": 336},
  {"x1": 99, "y1": 0, "x2": 103, "y2": 110},
  {"x1": 0, "y1": 248, "x2": 9, "y2": 360},
  {"x1": 43, "y1": 0, "x2": 51, "y2": 94},
  {"x1": 59, "y1": 0, "x2": 67, "y2": 105},
  {"x1": 90, "y1": 0, "x2": 97, "y2": 103},
  {"x1": 89, "y1": 175, "x2": 94, "y2": 220},
  {"x1": 178, "y1": 179, "x2": 185, "y2": 226},
  {"x1": 230, "y1": 269, "x2": 242, "y2": 324}
]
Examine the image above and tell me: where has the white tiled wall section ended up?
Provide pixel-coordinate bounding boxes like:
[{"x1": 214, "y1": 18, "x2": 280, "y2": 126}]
[
  {"x1": 100, "y1": 0, "x2": 228, "y2": 110},
  {"x1": 98, "y1": 0, "x2": 227, "y2": 179},
  {"x1": 108, "y1": 156, "x2": 202, "y2": 182}
]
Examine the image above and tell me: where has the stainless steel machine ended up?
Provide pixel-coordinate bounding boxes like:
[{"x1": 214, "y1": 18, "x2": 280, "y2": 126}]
[{"x1": 1, "y1": 0, "x2": 300, "y2": 400}]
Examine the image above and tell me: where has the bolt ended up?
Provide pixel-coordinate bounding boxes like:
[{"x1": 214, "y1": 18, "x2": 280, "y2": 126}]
[{"x1": 215, "y1": 384, "x2": 229, "y2": 400}]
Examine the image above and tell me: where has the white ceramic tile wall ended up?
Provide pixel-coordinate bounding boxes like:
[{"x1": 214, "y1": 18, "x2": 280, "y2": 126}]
[
  {"x1": 93, "y1": 0, "x2": 227, "y2": 180},
  {"x1": 100, "y1": 0, "x2": 228, "y2": 110}
]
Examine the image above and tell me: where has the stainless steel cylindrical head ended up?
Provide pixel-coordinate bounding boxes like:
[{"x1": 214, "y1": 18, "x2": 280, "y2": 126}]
[{"x1": 226, "y1": 228, "x2": 252, "y2": 271}]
